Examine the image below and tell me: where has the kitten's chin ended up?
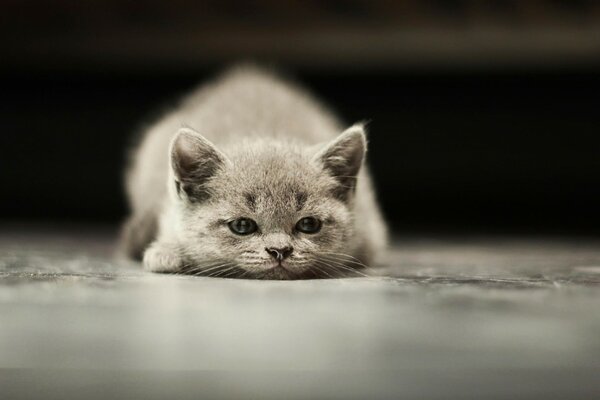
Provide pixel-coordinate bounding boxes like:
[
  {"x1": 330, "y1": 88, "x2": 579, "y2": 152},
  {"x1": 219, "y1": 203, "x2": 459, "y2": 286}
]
[
  {"x1": 247, "y1": 264, "x2": 311, "y2": 280},
  {"x1": 260, "y1": 267, "x2": 295, "y2": 280}
]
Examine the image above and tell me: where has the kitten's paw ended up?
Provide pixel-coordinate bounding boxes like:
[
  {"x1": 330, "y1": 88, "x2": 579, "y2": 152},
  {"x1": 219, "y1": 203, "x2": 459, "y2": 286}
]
[{"x1": 143, "y1": 243, "x2": 184, "y2": 272}]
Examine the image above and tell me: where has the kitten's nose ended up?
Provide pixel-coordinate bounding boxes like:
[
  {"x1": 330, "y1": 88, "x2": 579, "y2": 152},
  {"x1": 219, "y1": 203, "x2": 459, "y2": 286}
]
[{"x1": 265, "y1": 246, "x2": 293, "y2": 261}]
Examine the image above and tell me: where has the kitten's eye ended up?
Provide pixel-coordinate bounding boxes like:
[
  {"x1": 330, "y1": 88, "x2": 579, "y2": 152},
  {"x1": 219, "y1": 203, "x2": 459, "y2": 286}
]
[
  {"x1": 228, "y1": 218, "x2": 258, "y2": 235},
  {"x1": 295, "y1": 217, "x2": 322, "y2": 234}
]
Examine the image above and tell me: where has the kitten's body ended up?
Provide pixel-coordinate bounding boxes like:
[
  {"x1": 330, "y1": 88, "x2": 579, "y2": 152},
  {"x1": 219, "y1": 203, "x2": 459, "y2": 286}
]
[{"x1": 121, "y1": 66, "x2": 387, "y2": 279}]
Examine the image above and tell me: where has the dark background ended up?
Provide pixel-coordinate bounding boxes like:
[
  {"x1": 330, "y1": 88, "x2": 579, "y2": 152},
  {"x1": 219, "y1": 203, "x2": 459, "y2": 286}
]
[{"x1": 2, "y1": 0, "x2": 599, "y2": 234}]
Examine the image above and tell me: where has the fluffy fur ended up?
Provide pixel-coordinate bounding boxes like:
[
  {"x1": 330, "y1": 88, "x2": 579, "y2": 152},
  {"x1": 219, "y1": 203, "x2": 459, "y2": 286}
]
[{"x1": 120, "y1": 66, "x2": 387, "y2": 279}]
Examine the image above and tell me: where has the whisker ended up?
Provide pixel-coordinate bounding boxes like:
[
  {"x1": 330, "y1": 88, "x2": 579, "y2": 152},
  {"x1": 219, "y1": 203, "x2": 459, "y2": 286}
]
[
  {"x1": 323, "y1": 258, "x2": 369, "y2": 272},
  {"x1": 312, "y1": 261, "x2": 338, "y2": 279},
  {"x1": 325, "y1": 259, "x2": 370, "y2": 277},
  {"x1": 322, "y1": 264, "x2": 361, "y2": 278},
  {"x1": 177, "y1": 261, "x2": 237, "y2": 277},
  {"x1": 207, "y1": 265, "x2": 236, "y2": 278},
  {"x1": 320, "y1": 251, "x2": 369, "y2": 266},
  {"x1": 170, "y1": 262, "x2": 193, "y2": 275},
  {"x1": 318, "y1": 258, "x2": 369, "y2": 277},
  {"x1": 320, "y1": 254, "x2": 370, "y2": 270},
  {"x1": 178, "y1": 263, "x2": 215, "y2": 275},
  {"x1": 318, "y1": 260, "x2": 359, "y2": 278},
  {"x1": 190, "y1": 263, "x2": 230, "y2": 276},
  {"x1": 196, "y1": 264, "x2": 231, "y2": 277},
  {"x1": 213, "y1": 266, "x2": 238, "y2": 278}
]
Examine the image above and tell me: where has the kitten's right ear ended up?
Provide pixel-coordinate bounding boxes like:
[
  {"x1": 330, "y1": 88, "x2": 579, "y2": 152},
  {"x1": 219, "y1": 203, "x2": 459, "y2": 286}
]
[
  {"x1": 313, "y1": 124, "x2": 367, "y2": 201},
  {"x1": 170, "y1": 127, "x2": 229, "y2": 202}
]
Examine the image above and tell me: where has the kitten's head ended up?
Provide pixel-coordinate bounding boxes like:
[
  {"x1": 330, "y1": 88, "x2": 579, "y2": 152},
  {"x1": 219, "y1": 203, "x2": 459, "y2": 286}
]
[{"x1": 169, "y1": 125, "x2": 367, "y2": 279}]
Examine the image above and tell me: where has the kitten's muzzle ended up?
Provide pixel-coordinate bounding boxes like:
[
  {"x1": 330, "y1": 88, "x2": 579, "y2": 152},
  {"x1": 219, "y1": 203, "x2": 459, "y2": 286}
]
[{"x1": 265, "y1": 246, "x2": 293, "y2": 262}]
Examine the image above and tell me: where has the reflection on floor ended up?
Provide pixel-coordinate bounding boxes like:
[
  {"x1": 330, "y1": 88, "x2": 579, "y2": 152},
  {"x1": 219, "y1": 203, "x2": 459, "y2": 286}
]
[{"x1": 1, "y1": 225, "x2": 599, "y2": 399}]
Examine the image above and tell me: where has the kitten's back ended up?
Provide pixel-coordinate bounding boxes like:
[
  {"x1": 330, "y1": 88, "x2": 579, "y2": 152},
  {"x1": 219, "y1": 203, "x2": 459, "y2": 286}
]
[{"x1": 178, "y1": 66, "x2": 343, "y2": 145}]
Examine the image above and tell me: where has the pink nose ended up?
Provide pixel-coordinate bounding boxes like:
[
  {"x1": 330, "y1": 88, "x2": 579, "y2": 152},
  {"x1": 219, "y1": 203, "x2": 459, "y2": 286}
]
[{"x1": 265, "y1": 246, "x2": 293, "y2": 261}]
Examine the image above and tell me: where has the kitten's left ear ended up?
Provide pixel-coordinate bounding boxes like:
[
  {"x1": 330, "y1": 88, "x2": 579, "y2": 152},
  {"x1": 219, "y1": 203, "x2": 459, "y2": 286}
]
[
  {"x1": 170, "y1": 127, "x2": 230, "y2": 202},
  {"x1": 313, "y1": 124, "x2": 367, "y2": 201}
]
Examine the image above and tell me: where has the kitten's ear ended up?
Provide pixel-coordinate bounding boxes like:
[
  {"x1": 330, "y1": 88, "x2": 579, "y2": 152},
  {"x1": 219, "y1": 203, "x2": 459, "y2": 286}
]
[
  {"x1": 170, "y1": 127, "x2": 228, "y2": 202},
  {"x1": 313, "y1": 124, "x2": 367, "y2": 201}
]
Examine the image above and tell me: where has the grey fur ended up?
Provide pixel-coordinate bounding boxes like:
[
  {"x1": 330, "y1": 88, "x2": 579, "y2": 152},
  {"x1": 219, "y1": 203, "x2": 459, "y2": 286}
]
[{"x1": 121, "y1": 66, "x2": 387, "y2": 279}]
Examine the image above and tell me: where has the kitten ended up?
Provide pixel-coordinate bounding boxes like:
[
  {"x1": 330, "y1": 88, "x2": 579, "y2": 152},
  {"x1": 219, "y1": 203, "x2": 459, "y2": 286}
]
[{"x1": 120, "y1": 66, "x2": 387, "y2": 279}]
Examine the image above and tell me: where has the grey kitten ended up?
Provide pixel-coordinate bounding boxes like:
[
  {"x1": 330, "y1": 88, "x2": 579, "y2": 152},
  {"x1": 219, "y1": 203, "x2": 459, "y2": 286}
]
[{"x1": 120, "y1": 66, "x2": 387, "y2": 279}]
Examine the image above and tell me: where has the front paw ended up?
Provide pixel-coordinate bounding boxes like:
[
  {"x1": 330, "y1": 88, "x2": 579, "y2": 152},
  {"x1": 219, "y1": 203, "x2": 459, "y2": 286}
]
[{"x1": 143, "y1": 243, "x2": 184, "y2": 272}]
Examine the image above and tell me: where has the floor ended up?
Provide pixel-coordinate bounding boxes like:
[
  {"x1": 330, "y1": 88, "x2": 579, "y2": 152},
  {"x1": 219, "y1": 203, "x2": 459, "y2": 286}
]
[{"x1": 1, "y1": 225, "x2": 599, "y2": 399}]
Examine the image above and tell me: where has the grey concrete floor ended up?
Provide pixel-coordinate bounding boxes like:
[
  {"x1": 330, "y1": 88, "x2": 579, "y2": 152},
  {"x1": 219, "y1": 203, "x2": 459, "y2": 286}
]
[{"x1": 0, "y1": 225, "x2": 599, "y2": 399}]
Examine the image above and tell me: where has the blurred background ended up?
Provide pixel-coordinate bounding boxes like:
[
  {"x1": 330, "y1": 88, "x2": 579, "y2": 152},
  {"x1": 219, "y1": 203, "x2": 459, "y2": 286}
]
[{"x1": 1, "y1": 0, "x2": 599, "y2": 235}]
